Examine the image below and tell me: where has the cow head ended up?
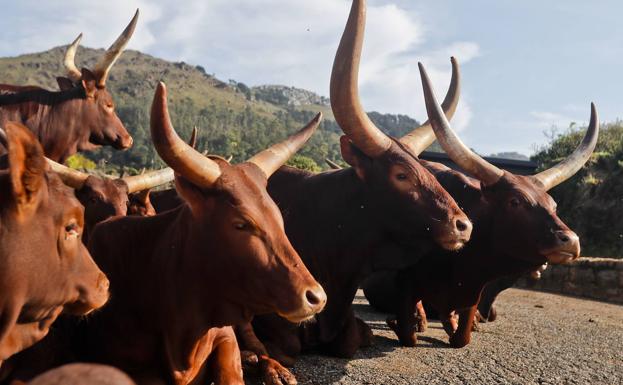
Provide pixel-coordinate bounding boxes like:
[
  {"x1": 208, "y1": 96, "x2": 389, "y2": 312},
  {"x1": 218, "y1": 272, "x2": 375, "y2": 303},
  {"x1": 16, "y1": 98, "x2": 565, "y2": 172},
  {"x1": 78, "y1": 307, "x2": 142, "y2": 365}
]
[
  {"x1": 151, "y1": 83, "x2": 326, "y2": 323},
  {"x1": 0, "y1": 122, "x2": 109, "y2": 360},
  {"x1": 330, "y1": 0, "x2": 472, "y2": 251},
  {"x1": 46, "y1": 159, "x2": 173, "y2": 242},
  {"x1": 419, "y1": 63, "x2": 599, "y2": 265},
  {"x1": 56, "y1": 11, "x2": 140, "y2": 151}
]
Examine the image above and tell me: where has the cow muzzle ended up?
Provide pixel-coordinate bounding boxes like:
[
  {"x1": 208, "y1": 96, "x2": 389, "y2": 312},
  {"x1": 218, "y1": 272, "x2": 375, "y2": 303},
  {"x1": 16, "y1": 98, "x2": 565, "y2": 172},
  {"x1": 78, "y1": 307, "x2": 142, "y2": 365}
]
[
  {"x1": 113, "y1": 133, "x2": 133, "y2": 150},
  {"x1": 541, "y1": 230, "x2": 580, "y2": 264},
  {"x1": 278, "y1": 284, "x2": 327, "y2": 323},
  {"x1": 64, "y1": 273, "x2": 110, "y2": 315},
  {"x1": 436, "y1": 215, "x2": 473, "y2": 251}
]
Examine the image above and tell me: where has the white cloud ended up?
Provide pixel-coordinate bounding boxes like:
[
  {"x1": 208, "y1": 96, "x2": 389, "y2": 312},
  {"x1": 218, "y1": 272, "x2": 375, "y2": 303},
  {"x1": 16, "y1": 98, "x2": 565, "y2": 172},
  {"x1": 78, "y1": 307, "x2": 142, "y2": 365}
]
[
  {"x1": 530, "y1": 111, "x2": 579, "y2": 130},
  {"x1": 0, "y1": 0, "x2": 160, "y2": 55},
  {"x1": 0, "y1": 0, "x2": 480, "y2": 129}
]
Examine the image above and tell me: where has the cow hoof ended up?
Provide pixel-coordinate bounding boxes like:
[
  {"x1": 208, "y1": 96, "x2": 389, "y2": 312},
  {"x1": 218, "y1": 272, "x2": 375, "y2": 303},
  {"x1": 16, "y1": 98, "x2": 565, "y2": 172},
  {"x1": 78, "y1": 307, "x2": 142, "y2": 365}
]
[
  {"x1": 240, "y1": 350, "x2": 259, "y2": 371},
  {"x1": 449, "y1": 335, "x2": 470, "y2": 348},
  {"x1": 260, "y1": 357, "x2": 297, "y2": 385},
  {"x1": 471, "y1": 318, "x2": 481, "y2": 332}
]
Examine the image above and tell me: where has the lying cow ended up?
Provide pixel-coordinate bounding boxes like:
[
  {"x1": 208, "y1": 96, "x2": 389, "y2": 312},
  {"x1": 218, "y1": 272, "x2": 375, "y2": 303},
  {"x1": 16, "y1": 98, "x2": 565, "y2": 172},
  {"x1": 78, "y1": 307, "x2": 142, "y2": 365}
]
[
  {"x1": 4, "y1": 83, "x2": 327, "y2": 385},
  {"x1": 0, "y1": 11, "x2": 139, "y2": 162},
  {"x1": 238, "y1": 1, "x2": 473, "y2": 383},
  {"x1": 0, "y1": 122, "x2": 108, "y2": 364},
  {"x1": 376, "y1": 63, "x2": 598, "y2": 348},
  {"x1": 46, "y1": 160, "x2": 173, "y2": 242}
]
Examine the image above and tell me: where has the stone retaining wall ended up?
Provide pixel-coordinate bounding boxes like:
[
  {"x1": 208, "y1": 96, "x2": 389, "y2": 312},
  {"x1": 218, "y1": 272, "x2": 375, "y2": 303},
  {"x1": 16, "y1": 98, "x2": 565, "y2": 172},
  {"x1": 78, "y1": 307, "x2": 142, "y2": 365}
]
[{"x1": 516, "y1": 257, "x2": 623, "y2": 304}]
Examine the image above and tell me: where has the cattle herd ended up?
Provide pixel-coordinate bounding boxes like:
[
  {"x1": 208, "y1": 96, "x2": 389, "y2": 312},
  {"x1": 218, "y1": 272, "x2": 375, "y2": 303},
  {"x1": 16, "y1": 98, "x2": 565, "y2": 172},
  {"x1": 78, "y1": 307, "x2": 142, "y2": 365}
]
[{"x1": 0, "y1": 1, "x2": 601, "y2": 385}]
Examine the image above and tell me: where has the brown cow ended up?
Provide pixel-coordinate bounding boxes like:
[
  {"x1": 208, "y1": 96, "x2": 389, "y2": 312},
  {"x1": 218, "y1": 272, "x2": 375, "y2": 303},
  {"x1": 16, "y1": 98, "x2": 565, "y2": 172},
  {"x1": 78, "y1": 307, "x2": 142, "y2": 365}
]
[
  {"x1": 46, "y1": 159, "x2": 174, "y2": 242},
  {"x1": 377, "y1": 63, "x2": 598, "y2": 348},
  {"x1": 237, "y1": 1, "x2": 472, "y2": 383},
  {"x1": 4, "y1": 82, "x2": 327, "y2": 385},
  {"x1": 0, "y1": 122, "x2": 109, "y2": 364},
  {"x1": 0, "y1": 11, "x2": 139, "y2": 162}
]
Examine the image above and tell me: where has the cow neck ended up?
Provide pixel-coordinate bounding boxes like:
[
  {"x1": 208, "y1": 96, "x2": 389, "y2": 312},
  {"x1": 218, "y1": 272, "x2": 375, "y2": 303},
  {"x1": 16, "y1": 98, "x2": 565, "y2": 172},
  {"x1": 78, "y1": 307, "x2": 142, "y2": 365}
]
[
  {"x1": 456, "y1": 204, "x2": 541, "y2": 284},
  {"x1": 268, "y1": 166, "x2": 389, "y2": 339},
  {"x1": 0, "y1": 87, "x2": 85, "y2": 162},
  {"x1": 270, "y1": 166, "x2": 389, "y2": 275}
]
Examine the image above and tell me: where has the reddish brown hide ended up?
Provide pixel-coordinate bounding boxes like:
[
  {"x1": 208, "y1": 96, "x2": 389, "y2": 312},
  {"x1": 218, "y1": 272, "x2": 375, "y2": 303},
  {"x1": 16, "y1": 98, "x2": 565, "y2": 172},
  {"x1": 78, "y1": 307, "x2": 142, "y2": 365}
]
[
  {"x1": 238, "y1": 1, "x2": 472, "y2": 380},
  {"x1": 375, "y1": 64, "x2": 598, "y2": 349},
  {"x1": 5, "y1": 83, "x2": 327, "y2": 385},
  {"x1": 0, "y1": 122, "x2": 109, "y2": 363},
  {"x1": 0, "y1": 11, "x2": 139, "y2": 163}
]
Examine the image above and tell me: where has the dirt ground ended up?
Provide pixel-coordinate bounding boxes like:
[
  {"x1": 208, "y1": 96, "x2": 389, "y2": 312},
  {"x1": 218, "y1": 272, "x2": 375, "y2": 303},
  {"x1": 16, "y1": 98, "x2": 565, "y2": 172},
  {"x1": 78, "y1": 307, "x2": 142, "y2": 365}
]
[{"x1": 248, "y1": 288, "x2": 623, "y2": 385}]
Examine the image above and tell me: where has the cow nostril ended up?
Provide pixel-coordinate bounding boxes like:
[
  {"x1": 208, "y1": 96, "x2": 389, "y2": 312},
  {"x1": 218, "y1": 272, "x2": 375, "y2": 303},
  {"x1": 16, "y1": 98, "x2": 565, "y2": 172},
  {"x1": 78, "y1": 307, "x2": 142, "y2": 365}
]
[
  {"x1": 305, "y1": 290, "x2": 321, "y2": 306},
  {"x1": 557, "y1": 232, "x2": 570, "y2": 243},
  {"x1": 456, "y1": 219, "x2": 468, "y2": 232}
]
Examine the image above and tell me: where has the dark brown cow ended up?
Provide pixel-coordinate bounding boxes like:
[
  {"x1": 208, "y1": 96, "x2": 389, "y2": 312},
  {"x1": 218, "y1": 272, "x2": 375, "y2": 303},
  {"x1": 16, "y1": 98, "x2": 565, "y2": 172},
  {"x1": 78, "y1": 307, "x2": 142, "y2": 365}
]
[
  {"x1": 46, "y1": 159, "x2": 174, "y2": 242},
  {"x1": 237, "y1": 1, "x2": 472, "y2": 383},
  {"x1": 0, "y1": 11, "x2": 139, "y2": 163},
  {"x1": 375, "y1": 63, "x2": 598, "y2": 348},
  {"x1": 4, "y1": 83, "x2": 327, "y2": 385},
  {"x1": 0, "y1": 122, "x2": 109, "y2": 363}
]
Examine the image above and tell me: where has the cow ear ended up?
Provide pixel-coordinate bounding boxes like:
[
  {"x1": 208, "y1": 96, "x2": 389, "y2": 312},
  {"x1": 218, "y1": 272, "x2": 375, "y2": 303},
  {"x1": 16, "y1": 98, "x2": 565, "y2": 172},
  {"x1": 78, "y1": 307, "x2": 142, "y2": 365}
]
[
  {"x1": 80, "y1": 68, "x2": 97, "y2": 98},
  {"x1": 175, "y1": 175, "x2": 215, "y2": 217},
  {"x1": 4, "y1": 122, "x2": 47, "y2": 211},
  {"x1": 340, "y1": 136, "x2": 366, "y2": 180},
  {"x1": 56, "y1": 77, "x2": 75, "y2": 91}
]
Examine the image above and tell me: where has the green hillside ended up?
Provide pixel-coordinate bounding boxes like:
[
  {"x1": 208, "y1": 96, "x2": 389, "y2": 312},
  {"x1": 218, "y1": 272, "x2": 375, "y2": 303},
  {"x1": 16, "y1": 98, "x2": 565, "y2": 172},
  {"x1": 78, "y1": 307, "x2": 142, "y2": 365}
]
[{"x1": 0, "y1": 46, "x2": 434, "y2": 172}]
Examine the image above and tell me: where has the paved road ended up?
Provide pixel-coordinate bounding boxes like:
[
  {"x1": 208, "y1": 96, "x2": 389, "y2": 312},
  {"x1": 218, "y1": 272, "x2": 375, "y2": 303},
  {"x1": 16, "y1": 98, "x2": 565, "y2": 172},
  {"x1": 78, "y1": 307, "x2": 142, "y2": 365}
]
[{"x1": 251, "y1": 288, "x2": 623, "y2": 385}]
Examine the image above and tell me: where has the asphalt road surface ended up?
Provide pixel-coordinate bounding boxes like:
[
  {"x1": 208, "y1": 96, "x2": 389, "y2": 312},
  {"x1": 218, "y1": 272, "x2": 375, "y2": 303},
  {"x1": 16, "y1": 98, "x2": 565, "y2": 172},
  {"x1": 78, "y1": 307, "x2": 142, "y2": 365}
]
[{"x1": 247, "y1": 288, "x2": 623, "y2": 385}]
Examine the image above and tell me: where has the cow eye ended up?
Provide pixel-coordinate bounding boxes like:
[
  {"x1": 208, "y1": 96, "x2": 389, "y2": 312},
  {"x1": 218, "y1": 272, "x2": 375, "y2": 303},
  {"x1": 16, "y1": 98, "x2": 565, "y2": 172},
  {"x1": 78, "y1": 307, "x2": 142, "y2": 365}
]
[
  {"x1": 234, "y1": 222, "x2": 248, "y2": 231},
  {"x1": 396, "y1": 173, "x2": 408, "y2": 181},
  {"x1": 509, "y1": 198, "x2": 521, "y2": 208},
  {"x1": 65, "y1": 222, "x2": 80, "y2": 240}
]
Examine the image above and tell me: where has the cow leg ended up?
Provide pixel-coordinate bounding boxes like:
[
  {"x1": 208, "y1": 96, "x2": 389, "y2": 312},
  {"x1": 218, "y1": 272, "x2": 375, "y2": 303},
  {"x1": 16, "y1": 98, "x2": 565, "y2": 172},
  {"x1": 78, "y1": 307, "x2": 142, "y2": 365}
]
[
  {"x1": 234, "y1": 322, "x2": 297, "y2": 385},
  {"x1": 388, "y1": 292, "x2": 419, "y2": 347},
  {"x1": 251, "y1": 315, "x2": 300, "y2": 367},
  {"x1": 210, "y1": 335, "x2": 244, "y2": 385},
  {"x1": 449, "y1": 306, "x2": 477, "y2": 348},
  {"x1": 440, "y1": 312, "x2": 457, "y2": 338},
  {"x1": 324, "y1": 308, "x2": 365, "y2": 358},
  {"x1": 414, "y1": 301, "x2": 428, "y2": 332}
]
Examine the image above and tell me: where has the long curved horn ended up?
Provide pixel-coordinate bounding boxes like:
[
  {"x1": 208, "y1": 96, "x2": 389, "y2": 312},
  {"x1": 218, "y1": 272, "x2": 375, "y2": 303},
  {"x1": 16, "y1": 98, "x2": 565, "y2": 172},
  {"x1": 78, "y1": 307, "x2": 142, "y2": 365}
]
[
  {"x1": 247, "y1": 113, "x2": 322, "y2": 177},
  {"x1": 533, "y1": 103, "x2": 599, "y2": 190},
  {"x1": 400, "y1": 57, "x2": 461, "y2": 155},
  {"x1": 151, "y1": 82, "x2": 221, "y2": 188},
  {"x1": 189, "y1": 126, "x2": 198, "y2": 149},
  {"x1": 419, "y1": 62, "x2": 503, "y2": 185},
  {"x1": 122, "y1": 168, "x2": 175, "y2": 194},
  {"x1": 93, "y1": 9, "x2": 139, "y2": 87},
  {"x1": 330, "y1": 0, "x2": 392, "y2": 157},
  {"x1": 63, "y1": 33, "x2": 83, "y2": 83},
  {"x1": 46, "y1": 158, "x2": 89, "y2": 189},
  {"x1": 326, "y1": 159, "x2": 342, "y2": 170}
]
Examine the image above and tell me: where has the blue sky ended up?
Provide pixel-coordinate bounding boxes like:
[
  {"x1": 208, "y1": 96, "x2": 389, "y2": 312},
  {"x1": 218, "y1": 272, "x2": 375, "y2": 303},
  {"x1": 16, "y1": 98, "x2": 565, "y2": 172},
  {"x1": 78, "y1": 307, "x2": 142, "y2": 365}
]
[{"x1": 1, "y1": 0, "x2": 620, "y2": 156}]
